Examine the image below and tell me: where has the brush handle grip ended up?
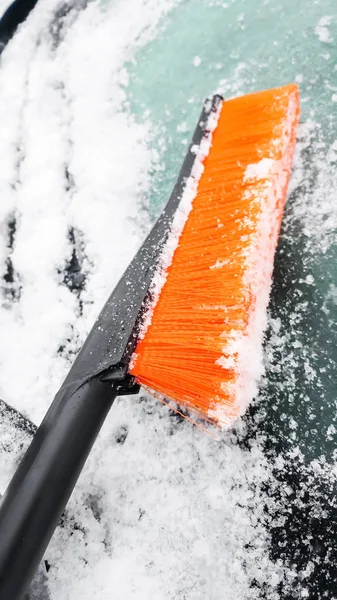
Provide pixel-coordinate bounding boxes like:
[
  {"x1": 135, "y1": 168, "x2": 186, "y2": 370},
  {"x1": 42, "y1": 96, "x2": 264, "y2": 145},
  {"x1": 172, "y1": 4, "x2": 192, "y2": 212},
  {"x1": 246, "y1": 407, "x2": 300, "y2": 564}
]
[{"x1": 0, "y1": 377, "x2": 117, "y2": 600}]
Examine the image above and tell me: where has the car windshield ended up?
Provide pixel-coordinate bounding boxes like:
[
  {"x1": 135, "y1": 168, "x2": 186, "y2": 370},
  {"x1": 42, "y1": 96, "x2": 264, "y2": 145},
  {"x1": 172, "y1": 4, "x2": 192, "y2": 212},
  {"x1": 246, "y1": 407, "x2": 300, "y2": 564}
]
[{"x1": 0, "y1": 1, "x2": 336, "y2": 599}]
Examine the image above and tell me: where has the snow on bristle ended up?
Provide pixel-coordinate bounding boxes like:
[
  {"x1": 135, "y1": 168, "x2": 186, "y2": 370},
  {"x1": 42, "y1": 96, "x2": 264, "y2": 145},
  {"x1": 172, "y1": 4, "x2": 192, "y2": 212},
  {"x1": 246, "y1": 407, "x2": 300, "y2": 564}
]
[
  {"x1": 130, "y1": 84, "x2": 300, "y2": 428},
  {"x1": 131, "y1": 101, "x2": 222, "y2": 348}
]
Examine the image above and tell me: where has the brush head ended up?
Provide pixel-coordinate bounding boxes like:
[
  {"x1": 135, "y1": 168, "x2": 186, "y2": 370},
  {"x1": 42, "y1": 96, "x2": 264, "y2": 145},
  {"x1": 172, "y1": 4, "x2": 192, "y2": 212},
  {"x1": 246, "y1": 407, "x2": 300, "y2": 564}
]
[{"x1": 130, "y1": 84, "x2": 300, "y2": 428}]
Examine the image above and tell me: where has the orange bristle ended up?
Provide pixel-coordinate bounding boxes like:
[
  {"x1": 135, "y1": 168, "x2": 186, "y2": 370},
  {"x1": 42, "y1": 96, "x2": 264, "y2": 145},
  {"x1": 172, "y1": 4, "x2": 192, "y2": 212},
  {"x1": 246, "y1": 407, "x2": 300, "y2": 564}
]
[{"x1": 130, "y1": 84, "x2": 300, "y2": 428}]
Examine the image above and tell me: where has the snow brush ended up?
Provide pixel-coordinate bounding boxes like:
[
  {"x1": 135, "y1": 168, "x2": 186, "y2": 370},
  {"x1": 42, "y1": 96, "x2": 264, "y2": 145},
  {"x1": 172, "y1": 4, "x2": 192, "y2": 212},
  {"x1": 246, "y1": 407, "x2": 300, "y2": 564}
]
[{"x1": 0, "y1": 84, "x2": 299, "y2": 599}]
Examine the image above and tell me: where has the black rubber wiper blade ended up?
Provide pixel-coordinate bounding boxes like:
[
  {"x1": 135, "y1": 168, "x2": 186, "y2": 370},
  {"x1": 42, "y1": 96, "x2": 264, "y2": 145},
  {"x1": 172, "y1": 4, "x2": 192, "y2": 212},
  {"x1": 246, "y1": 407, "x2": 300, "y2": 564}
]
[{"x1": 0, "y1": 0, "x2": 39, "y2": 52}]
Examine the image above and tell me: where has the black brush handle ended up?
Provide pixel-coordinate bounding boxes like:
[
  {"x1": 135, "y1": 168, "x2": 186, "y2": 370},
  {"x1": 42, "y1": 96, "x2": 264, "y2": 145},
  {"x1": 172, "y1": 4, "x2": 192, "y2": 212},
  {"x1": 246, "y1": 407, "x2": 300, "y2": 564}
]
[{"x1": 0, "y1": 377, "x2": 117, "y2": 600}]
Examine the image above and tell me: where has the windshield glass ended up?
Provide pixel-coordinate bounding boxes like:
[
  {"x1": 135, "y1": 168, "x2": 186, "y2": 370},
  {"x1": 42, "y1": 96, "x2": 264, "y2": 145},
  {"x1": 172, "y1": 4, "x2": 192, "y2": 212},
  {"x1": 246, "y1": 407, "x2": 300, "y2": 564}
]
[{"x1": 0, "y1": 1, "x2": 336, "y2": 599}]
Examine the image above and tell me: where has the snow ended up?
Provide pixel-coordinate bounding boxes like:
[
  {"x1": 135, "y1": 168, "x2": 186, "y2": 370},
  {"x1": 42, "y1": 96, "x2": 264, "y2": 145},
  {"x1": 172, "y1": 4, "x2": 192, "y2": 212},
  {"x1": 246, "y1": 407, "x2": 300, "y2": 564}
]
[
  {"x1": 0, "y1": 0, "x2": 169, "y2": 423},
  {"x1": 0, "y1": 400, "x2": 35, "y2": 493},
  {"x1": 315, "y1": 16, "x2": 333, "y2": 43},
  {"x1": 45, "y1": 402, "x2": 277, "y2": 600},
  {"x1": 0, "y1": 0, "x2": 336, "y2": 598},
  {"x1": 244, "y1": 158, "x2": 275, "y2": 181},
  {"x1": 211, "y1": 89, "x2": 299, "y2": 426},
  {"x1": 0, "y1": 0, "x2": 10, "y2": 15}
]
